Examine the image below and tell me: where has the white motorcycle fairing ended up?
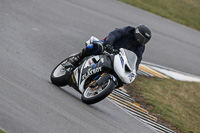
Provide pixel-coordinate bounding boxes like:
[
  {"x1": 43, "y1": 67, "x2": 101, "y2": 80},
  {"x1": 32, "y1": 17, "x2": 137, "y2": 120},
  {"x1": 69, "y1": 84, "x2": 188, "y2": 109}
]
[{"x1": 113, "y1": 48, "x2": 137, "y2": 84}]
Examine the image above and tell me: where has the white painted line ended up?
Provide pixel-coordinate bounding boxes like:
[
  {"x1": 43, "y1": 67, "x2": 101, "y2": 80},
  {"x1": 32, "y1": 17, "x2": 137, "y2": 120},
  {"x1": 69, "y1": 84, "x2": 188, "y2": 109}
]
[{"x1": 151, "y1": 66, "x2": 200, "y2": 82}]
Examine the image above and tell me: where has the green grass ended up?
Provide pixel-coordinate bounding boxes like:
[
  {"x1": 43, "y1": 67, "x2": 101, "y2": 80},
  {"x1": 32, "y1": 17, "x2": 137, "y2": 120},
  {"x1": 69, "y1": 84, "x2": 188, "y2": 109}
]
[
  {"x1": 125, "y1": 76, "x2": 200, "y2": 133},
  {"x1": 120, "y1": 0, "x2": 200, "y2": 31},
  {"x1": 0, "y1": 129, "x2": 6, "y2": 133}
]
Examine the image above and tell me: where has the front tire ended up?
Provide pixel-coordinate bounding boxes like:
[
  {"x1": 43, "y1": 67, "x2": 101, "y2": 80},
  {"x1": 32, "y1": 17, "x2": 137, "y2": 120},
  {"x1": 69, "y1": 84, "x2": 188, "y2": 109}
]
[
  {"x1": 51, "y1": 58, "x2": 71, "y2": 87},
  {"x1": 81, "y1": 79, "x2": 115, "y2": 104}
]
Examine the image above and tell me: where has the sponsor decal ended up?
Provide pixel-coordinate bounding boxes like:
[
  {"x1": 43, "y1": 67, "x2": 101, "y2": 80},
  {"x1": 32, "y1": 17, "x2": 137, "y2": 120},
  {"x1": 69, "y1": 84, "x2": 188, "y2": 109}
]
[
  {"x1": 128, "y1": 73, "x2": 135, "y2": 82},
  {"x1": 82, "y1": 67, "x2": 102, "y2": 80},
  {"x1": 120, "y1": 56, "x2": 124, "y2": 68},
  {"x1": 93, "y1": 64, "x2": 97, "y2": 68},
  {"x1": 89, "y1": 60, "x2": 92, "y2": 65},
  {"x1": 72, "y1": 73, "x2": 76, "y2": 83}
]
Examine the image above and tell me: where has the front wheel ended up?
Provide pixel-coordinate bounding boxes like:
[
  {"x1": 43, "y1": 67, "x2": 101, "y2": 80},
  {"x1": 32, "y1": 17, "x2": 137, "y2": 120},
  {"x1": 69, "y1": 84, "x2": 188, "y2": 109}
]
[
  {"x1": 51, "y1": 58, "x2": 70, "y2": 86},
  {"x1": 51, "y1": 53, "x2": 78, "y2": 86},
  {"x1": 81, "y1": 79, "x2": 115, "y2": 104}
]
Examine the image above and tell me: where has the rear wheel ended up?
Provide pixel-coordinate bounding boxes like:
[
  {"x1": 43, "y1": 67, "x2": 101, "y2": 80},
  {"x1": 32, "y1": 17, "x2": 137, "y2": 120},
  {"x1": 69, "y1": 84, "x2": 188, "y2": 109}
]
[{"x1": 81, "y1": 79, "x2": 115, "y2": 104}]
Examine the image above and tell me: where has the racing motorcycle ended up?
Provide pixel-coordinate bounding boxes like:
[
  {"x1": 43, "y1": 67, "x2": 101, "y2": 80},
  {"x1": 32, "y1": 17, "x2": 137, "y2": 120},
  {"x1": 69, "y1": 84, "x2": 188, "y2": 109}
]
[{"x1": 51, "y1": 37, "x2": 137, "y2": 104}]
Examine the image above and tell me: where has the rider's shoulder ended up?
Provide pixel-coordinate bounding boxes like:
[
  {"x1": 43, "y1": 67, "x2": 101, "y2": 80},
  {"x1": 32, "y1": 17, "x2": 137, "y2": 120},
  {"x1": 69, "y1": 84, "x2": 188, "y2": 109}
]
[{"x1": 124, "y1": 26, "x2": 135, "y2": 32}]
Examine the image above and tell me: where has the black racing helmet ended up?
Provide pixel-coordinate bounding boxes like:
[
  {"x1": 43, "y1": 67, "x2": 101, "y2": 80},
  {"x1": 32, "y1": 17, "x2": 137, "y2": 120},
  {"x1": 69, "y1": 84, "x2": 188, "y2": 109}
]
[{"x1": 134, "y1": 24, "x2": 151, "y2": 46}]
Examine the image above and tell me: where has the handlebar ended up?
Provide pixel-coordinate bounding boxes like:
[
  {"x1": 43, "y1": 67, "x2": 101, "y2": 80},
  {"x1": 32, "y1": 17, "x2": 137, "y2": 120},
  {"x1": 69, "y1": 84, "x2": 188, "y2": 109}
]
[{"x1": 104, "y1": 44, "x2": 119, "y2": 54}]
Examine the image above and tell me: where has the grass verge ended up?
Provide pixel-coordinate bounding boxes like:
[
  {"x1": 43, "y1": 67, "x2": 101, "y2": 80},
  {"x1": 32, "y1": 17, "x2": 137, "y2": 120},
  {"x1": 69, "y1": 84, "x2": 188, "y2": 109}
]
[
  {"x1": 120, "y1": 0, "x2": 200, "y2": 31},
  {"x1": 0, "y1": 129, "x2": 6, "y2": 133},
  {"x1": 125, "y1": 76, "x2": 200, "y2": 133}
]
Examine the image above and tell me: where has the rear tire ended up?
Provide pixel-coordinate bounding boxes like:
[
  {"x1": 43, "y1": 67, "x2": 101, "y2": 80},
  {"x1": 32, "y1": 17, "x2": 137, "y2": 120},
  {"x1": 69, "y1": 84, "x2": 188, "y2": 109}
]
[{"x1": 81, "y1": 79, "x2": 115, "y2": 104}]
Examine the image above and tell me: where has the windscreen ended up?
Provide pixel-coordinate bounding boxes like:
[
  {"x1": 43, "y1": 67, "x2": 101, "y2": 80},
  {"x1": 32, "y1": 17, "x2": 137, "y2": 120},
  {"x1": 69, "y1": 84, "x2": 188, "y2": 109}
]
[{"x1": 124, "y1": 49, "x2": 137, "y2": 70}]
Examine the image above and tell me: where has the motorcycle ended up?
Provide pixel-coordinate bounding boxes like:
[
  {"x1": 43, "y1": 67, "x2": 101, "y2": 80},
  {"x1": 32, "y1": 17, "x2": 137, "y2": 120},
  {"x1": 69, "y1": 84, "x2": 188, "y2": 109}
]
[{"x1": 50, "y1": 37, "x2": 137, "y2": 104}]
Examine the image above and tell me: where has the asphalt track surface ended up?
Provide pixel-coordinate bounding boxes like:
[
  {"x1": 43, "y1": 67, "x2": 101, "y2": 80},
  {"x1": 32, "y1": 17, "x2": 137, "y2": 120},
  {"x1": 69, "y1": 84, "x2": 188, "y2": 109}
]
[{"x1": 0, "y1": 0, "x2": 199, "y2": 133}]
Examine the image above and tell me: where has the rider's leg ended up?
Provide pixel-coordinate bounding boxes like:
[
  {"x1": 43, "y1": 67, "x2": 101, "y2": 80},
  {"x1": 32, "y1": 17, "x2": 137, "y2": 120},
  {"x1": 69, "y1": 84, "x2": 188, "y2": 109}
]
[{"x1": 70, "y1": 41, "x2": 104, "y2": 67}]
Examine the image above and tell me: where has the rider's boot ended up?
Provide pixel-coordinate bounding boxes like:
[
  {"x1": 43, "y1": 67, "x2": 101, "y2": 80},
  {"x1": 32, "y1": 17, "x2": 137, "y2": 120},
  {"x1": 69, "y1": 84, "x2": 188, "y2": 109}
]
[{"x1": 70, "y1": 48, "x2": 87, "y2": 67}]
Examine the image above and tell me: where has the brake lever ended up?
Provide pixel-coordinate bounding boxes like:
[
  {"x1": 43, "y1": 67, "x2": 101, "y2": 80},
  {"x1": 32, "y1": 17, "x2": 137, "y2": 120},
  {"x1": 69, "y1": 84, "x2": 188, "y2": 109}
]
[{"x1": 104, "y1": 44, "x2": 118, "y2": 54}]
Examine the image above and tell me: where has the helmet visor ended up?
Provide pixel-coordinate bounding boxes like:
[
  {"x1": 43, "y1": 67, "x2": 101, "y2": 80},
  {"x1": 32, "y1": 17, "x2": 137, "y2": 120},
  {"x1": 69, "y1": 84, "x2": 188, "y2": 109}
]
[{"x1": 134, "y1": 28, "x2": 149, "y2": 46}]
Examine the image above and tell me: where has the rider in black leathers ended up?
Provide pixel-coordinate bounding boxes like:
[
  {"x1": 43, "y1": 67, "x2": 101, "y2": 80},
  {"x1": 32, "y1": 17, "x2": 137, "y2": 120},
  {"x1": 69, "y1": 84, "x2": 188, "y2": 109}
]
[{"x1": 70, "y1": 25, "x2": 152, "y2": 72}]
